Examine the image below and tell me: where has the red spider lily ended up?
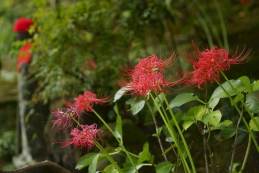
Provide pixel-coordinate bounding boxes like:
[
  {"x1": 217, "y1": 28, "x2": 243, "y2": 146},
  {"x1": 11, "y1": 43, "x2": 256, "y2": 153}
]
[
  {"x1": 184, "y1": 43, "x2": 250, "y2": 89},
  {"x1": 74, "y1": 91, "x2": 109, "y2": 112},
  {"x1": 51, "y1": 104, "x2": 81, "y2": 131},
  {"x1": 134, "y1": 54, "x2": 175, "y2": 74},
  {"x1": 60, "y1": 124, "x2": 102, "y2": 150},
  {"x1": 118, "y1": 54, "x2": 178, "y2": 97}
]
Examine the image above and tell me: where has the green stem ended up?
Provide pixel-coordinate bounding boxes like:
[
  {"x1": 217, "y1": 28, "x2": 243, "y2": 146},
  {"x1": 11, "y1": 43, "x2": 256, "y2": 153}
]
[
  {"x1": 94, "y1": 139, "x2": 123, "y2": 173},
  {"x1": 69, "y1": 112, "x2": 124, "y2": 172},
  {"x1": 146, "y1": 101, "x2": 168, "y2": 161},
  {"x1": 239, "y1": 134, "x2": 251, "y2": 173},
  {"x1": 160, "y1": 92, "x2": 197, "y2": 173},
  {"x1": 70, "y1": 115, "x2": 80, "y2": 126},
  {"x1": 229, "y1": 93, "x2": 246, "y2": 173},
  {"x1": 220, "y1": 71, "x2": 259, "y2": 130},
  {"x1": 214, "y1": 79, "x2": 259, "y2": 152},
  {"x1": 92, "y1": 110, "x2": 139, "y2": 173},
  {"x1": 150, "y1": 94, "x2": 192, "y2": 173}
]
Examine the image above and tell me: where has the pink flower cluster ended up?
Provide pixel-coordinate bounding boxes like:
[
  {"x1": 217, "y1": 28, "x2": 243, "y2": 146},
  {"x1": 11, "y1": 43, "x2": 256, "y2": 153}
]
[
  {"x1": 184, "y1": 43, "x2": 250, "y2": 89},
  {"x1": 51, "y1": 91, "x2": 108, "y2": 150}
]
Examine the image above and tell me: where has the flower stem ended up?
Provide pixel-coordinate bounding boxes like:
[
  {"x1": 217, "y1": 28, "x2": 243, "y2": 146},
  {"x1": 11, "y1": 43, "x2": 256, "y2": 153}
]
[
  {"x1": 203, "y1": 124, "x2": 209, "y2": 173},
  {"x1": 70, "y1": 115, "x2": 80, "y2": 126},
  {"x1": 69, "y1": 111, "x2": 124, "y2": 172},
  {"x1": 220, "y1": 71, "x2": 259, "y2": 130},
  {"x1": 229, "y1": 93, "x2": 246, "y2": 173},
  {"x1": 214, "y1": 79, "x2": 259, "y2": 152},
  {"x1": 146, "y1": 101, "x2": 168, "y2": 161},
  {"x1": 150, "y1": 93, "x2": 192, "y2": 173},
  {"x1": 160, "y1": 92, "x2": 197, "y2": 173},
  {"x1": 92, "y1": 110, "x2": 139, "y2": 173},
  {"x1": 239, "y1": 134, "x2": 251, "y2": 173},
  {"x1": 94, "y1": 139, "x2": 123, "y2": 173}
]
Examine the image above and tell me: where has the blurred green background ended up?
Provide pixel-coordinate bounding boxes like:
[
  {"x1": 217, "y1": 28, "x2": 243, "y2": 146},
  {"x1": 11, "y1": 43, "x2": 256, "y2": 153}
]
[{"x1": 0, "y1": 0, "x2": 259, "y2": 172}]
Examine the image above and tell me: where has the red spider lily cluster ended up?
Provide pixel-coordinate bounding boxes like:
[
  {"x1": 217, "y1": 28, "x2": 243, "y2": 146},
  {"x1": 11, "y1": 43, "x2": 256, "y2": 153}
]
[
  {"x1": 184, "y1": 43, "x2": 250, "y2": 89},
  {"x1": 51, "y1": 91, "x2": 108, "y2": 150},
  {"x1": 51, "y1": 43, "x2": 250, "y2": 152},
  {"x1": 119, "y1": 54, "x2": 178, "y2": 97}
]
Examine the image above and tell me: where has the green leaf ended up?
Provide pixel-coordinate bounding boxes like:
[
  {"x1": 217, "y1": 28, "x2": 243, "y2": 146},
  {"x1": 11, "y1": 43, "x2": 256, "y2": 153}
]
[
  {"x1": 220, "y1": 126, "x2": 236, "y2": 139},
  {"x1": 138, "y1": 142, "x2": 151, "y2": 163},
  {"x1": 211, "y1": 79, "x2": 245, "y2": 99},
  {"x1": 152, "y1": 127, "x2": 162, "y2": 137},
  {"x1": 126, "y1": 97, "x2": 146, "y2": 115},
  {"x1": 153, "y1": 93, "x2": 164, "y2": 113},
  {"x1": 115, "y1": 115, "x2": 123, "y2": 140},
  {"x1": 114, "y1": 104, "x2": 123, "y2": 140},
  {"x1": 238, "y1": 76, "x2": 251, "y2": 93},
  {"x1": 88, "y1": 153, "x2": 100, "y2": 173},
  {"x1": 155, "y1": 161, "x2": 173, "y2": 173},
  {"x1": 202, "y1": 110, "x2": 222, "y2": 126},
  {"x1": 114, "y1": 87, "x2": 130, "y2": 102},
  {"x1": 232, "y1": 93, "x2": 244, "y2": 105},
  {"x1": 182, "y1": 105, "x2": 208, "y2": 122},
  {"x1": 162, "y1": 145, "x2": 175, "y2": 156},
  {"x1": 103, "y1": 164, "x2": 119, "y2": 173},
  {"x1": 252, "y1": 80, "x2": 259, "y2": 91},
  {"x1": 230, "y1": 162, "x2": 240, "y2": 173},
  {"x1": 126, "y1": 98, "x2": 134, "y2": 105},
  {"x1": 123, "y1": 163, "x2": 145, "y2": 173},
  {"x1": 169, "y1": 93, "x2": 201, "y2": 109},
  {"x1": 168, "y1": 112, "x2": 182, "y2": 126},
  {"x1": 249, "y1": 117, "x2": 259, "y2": 131},
  {"x1": 162, "y1": 126, "x2": 173, "y2": 142},
  {"x1": 75, "y1": 153, "x2": 100, "y2": 170},
  {"x1": 208, "y1": 98, "x2": 220, "y2": 110},
  {"x1": 210, "y1": 120, "x2": 233, "y2": 131},
  {"x1": 182, "y1": 121, "x2": 194, "y2": 131},
  {"x1": 246, "y1": 91, "x2": 259, "y2": 113}
]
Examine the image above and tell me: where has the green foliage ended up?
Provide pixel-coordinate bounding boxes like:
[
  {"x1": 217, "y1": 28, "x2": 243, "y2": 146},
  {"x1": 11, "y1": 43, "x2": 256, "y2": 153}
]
[
  {"x1": 103, "y1": 164, "x2": 119, "y2": 173},
  {"x1": 2, "y1": 0, "x2": 259, "y2": 172},
  {"x1": 114, "y1": 104, "x2": 123, "y2": 140},
  {"x1": 210, "y1": 79, "x2": 246, "y2": 99},
  {"x1": 88, "y1": 153, "x2": 100, "y2": 173},
  {"x1": 155, "y1": 161, "x2": 173, "y2": 173},
  {"x1": 249, "y1": 117, "x2": 259, "y2": 131},
  {"x1": 114, "y1": 87, "x2": 131, "y2": 102},
  {"x1": 75, "y1": 153, "x2": 99, "y2": 170},
  {"x1": 245, "y1": 91, "x2": 259, "y2": 113},
  {"x1": 0, "y1": 131, "x2": 15, "y2": 158},
  {"x1": 126, "y1": 97, "x2": 146, "y2": 115},
  {"x1": 138, "y1": 142, "x2": 152, "y2": 164},
  {"x1": 169, "y1": 93, "x2": 202, "y2": 109},
  {"x1": 23, "y1": 0, "x2": 185, "y2": 102},
  {"x1": 202, "y1": 110, "x2": 222, "y2": 126}
]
